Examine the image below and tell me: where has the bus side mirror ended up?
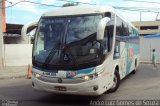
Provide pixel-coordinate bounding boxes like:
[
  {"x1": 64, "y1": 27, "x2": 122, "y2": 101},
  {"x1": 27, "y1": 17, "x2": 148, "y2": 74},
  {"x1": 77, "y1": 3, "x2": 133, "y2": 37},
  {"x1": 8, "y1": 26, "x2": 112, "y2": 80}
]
[
  {"x1": 97, "y1": 17, "x2": 111, "y2": 40},
  {"x1": 21, "y1": 21, "x2": 38, "y2": 44},
  {"x1": 21, "y1": 21, "x2": 38, "y2": 36}
]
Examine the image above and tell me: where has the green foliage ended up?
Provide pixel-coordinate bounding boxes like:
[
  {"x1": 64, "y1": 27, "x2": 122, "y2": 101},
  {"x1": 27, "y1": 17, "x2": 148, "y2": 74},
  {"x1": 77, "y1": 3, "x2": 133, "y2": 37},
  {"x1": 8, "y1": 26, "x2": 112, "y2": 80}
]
[{"x1": 62, "y1": 2, "x2": 79, "y2": 7}]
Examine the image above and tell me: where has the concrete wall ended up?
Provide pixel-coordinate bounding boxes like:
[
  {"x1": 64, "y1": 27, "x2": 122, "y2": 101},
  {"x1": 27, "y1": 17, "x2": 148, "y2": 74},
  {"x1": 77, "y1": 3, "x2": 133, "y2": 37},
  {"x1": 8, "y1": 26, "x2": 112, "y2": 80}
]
[
  {"x1": 4, "y1": 44, "x2": 32, "y2": 66},
  {"x1": 140, "y1": 37, "x2": 160, "y2": 63}
]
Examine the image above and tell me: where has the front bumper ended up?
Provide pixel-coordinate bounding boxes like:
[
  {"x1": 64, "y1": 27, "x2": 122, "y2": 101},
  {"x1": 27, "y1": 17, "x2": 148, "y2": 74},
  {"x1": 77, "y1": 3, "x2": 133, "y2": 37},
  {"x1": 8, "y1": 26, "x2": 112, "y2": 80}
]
[{"x1": 32, "y1": 75, "x2": 106, "y2": 96}]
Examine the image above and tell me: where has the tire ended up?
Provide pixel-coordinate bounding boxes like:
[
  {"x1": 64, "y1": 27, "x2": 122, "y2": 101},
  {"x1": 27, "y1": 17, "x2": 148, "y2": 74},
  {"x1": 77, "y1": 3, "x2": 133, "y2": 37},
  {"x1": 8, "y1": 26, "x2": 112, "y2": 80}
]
[
  {"x1": 131, "y1": 69, "x2": 136, "y2": 74},
  {"x1": 107, "y1": 70, "x2": 120, "y2": 93}
]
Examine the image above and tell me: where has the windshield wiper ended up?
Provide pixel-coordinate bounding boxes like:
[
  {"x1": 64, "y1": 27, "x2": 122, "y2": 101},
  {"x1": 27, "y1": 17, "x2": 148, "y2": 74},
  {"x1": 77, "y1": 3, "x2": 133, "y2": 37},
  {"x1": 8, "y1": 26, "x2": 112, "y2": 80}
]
[
  {"x1": 61, "y1": 34, "x2": 97, "y2": 67},
  {"x1": 63, "y1": 33, "x2": 96, "y2": 50},
  {"x1": 43, "y1": 47, "x2": 57, "y2": 68}
]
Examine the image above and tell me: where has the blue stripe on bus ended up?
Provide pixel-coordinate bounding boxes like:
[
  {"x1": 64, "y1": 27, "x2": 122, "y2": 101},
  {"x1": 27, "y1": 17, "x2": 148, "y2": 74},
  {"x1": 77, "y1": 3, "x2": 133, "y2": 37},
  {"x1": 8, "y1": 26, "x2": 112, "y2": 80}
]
[
  {"x1": 67, "y1": 67, "x2": 95, "y2": 78},
  {"x1": 76, "y1": 67, "x2": 95, "y2": 75},
  {"x1": 33, "y1": 65, "x2": 95, "y2": 78}
]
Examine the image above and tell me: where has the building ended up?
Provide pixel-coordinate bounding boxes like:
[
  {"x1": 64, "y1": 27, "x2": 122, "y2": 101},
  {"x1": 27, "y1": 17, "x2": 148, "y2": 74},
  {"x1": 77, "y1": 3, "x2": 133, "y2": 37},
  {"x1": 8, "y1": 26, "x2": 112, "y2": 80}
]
[
  {"x1": 3, "y1": 23, "x2": 35, "y2": 66},
  {"x1": 0, "y1": 0, "x2": 34, "y2": 67},
  {"x1": 132, "y1": 21, "x2": 160, "y2": 36},
  {"x1": 132, "y1": 21, "x2": 160, "y2": 63}
]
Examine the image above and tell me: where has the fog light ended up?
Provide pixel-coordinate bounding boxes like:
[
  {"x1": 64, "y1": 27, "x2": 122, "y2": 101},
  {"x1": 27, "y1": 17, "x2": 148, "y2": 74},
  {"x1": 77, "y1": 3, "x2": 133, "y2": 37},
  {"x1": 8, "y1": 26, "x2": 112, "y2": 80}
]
[
  {"x1": 33, "y1": 72, "x2": 41, "y2": 78},
  {"x1": 84, "y1": 76, "x2": 90, "y2": 80},
  {"x1": 35, "y1": 73, "x2": 40, "y2": 78},
  {"x1": 93, "y1": 85, "x2": 98, "y2": 91}
]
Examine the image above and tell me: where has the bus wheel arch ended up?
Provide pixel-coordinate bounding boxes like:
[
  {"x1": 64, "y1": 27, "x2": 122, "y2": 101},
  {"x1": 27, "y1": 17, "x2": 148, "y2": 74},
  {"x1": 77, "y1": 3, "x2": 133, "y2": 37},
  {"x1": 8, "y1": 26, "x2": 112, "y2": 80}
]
[
  {"x1": 132, "y1": 58, "x2": 137, "y2": 74},
  {"x1": 115, "y1": 66, "x2": 119, "y2": 74},
  {"x1": 135, "y1": 58, "x2": 137, "y2": 67},
  {"x1": 107, "y1": 65, "x2": 120, "y2": 93}
]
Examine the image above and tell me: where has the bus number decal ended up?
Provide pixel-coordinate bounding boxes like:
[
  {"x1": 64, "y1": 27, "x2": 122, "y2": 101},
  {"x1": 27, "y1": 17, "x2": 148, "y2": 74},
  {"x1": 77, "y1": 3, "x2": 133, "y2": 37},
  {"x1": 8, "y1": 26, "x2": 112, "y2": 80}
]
[{"x1": 67, "y1": 71, "x2": 77, "y2": 78}]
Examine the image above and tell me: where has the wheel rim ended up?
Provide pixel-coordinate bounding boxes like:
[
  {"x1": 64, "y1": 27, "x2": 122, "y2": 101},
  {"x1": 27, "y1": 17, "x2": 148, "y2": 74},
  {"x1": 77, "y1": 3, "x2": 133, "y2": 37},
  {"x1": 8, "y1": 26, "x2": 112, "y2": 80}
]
[{"x1": 112, "y1": 74, "x2": 117, "y2": 88}]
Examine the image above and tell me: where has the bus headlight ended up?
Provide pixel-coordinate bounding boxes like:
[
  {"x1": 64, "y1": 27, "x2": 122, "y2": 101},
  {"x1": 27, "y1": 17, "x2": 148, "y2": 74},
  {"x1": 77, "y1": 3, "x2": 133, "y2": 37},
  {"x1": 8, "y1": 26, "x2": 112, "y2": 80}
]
[
  {"x1": 32, "y1": 72, "x2": 41, "y2": 78},
  {"x1": 81, "y1": 71, "x2": 103, "y2": 81},
  {"x1": 82, "y1": 75, "x2": 92, "y2": 81}
]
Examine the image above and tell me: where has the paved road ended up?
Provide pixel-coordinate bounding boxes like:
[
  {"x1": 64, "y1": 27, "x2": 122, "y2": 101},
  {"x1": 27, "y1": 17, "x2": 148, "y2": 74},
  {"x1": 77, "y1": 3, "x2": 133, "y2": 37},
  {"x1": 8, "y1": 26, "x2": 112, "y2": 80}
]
[{"x1": 0, "y1": 64, "x2": 160, "y2": 106}]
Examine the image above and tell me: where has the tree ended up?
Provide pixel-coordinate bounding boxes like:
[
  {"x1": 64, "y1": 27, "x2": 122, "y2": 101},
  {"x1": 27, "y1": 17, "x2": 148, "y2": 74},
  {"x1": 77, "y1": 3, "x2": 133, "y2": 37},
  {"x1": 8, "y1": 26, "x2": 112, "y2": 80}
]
[{"x1": 62, "y1": 2, "x2": 79, "y2": 7}]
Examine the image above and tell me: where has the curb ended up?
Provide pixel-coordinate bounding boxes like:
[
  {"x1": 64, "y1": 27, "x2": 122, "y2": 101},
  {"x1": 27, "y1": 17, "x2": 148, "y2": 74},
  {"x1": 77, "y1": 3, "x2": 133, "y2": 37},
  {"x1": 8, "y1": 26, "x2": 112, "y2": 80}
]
[
  {"x1": 0, "y1": 75, "x2": 28, "y2": 80},
  {"x1": 140, "y1": 62, "x2": 160, "y2": 64}
]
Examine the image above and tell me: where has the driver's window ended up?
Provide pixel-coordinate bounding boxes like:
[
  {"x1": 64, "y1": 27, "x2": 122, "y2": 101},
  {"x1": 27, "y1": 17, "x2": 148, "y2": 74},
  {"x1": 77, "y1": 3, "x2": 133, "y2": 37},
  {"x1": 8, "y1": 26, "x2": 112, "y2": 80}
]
[{"x1": 103, "y1": 21, "x2": 114, "y2": 54}]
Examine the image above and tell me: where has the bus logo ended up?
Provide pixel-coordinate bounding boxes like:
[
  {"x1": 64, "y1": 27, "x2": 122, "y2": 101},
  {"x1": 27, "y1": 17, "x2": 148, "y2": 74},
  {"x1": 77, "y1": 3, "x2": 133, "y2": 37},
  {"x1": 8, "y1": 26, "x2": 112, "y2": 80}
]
[{"x1": 58, "y1": 78, "x2": 62, "y2": 83}]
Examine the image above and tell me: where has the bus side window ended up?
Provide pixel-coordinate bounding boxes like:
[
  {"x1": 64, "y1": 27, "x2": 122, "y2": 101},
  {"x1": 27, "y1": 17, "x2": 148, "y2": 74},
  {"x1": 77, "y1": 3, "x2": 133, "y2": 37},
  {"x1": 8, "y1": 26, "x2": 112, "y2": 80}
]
[
  {"x1": 103, "y1": 25, "x2": 114, "y2": 54},
  {"x1": 103, "y1": 14, "x2": 114, "y2": 55},
  {"x1": 103, "y1": 27, "x2": 109, "y2": 54},
  {"x1": 114, "y1": 42, "x2": 120, "y2": 59}
]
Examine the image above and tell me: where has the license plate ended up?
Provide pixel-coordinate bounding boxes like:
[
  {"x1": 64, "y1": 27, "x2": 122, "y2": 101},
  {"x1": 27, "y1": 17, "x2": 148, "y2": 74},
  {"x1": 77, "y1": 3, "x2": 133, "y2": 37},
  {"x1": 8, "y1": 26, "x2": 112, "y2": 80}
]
[
  {"x1": 54, "y1": 86, "x2": 66, "y2": 91},
  {"x1": 43, "y1": 72, "x2": 57, "y2": 77}
]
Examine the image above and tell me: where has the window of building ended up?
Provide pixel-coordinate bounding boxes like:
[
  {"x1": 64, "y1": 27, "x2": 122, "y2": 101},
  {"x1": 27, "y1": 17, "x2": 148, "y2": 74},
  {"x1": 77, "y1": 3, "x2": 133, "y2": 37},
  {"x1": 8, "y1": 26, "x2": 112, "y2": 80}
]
[{"x1": 140, "y1": 26, "x2": 158, "y2": 30}]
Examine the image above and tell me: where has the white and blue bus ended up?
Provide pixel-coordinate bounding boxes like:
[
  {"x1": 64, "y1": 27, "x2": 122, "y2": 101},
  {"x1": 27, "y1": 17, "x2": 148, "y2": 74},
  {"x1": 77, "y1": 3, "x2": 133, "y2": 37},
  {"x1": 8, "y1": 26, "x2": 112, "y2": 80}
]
[{"x1": 31, "y1": 6, "x2": 139, "y2": 95}]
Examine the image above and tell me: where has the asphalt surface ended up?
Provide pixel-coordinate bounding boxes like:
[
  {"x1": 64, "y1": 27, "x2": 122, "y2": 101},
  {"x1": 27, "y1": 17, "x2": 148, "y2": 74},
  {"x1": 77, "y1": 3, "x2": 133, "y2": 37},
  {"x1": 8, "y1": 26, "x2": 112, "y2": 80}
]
[{"x1": 0, "y1": 64, "x2": 160, "y2": 106}]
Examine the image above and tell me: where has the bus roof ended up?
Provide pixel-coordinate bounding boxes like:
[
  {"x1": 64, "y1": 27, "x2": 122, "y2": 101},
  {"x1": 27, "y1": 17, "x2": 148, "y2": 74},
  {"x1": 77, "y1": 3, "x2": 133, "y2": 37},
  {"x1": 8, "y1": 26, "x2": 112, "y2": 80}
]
[
  {"x1": 42, "y1": 6, "x2": 115, "y2": 17},
  {"x1": 42, "y1": 6, "x2": 138, "y2": 31}
]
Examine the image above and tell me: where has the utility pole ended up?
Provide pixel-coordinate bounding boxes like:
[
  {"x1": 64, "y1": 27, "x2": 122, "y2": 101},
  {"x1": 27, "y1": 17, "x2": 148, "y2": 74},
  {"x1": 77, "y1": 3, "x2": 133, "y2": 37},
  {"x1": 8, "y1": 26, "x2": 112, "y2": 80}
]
[
  {"x1": 140, "y1": 11, "x2": 142, "y2": 22},
  {"x1": 0, "y1": 0, "x2": 5, "y2": 69},
  {"x1": 156, "y1": 12, "x2": 159, "y2": 20}
]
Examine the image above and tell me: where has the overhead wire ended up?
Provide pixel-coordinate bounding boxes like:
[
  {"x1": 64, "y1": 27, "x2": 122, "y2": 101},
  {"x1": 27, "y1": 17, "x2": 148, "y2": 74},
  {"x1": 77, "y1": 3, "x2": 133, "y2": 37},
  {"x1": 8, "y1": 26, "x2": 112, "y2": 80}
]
[
  {"x1": 56, "y1": 0, "x2": 96, "y2": 5},
  {"x1": 2, "y1": 0, "x2": 61, "y2": 9},
  {"x1": 124, "y1": 0, "x2": 160, "y2": 5},
  {"x1": 114, "y1": 6, "x2": 160, "y2": 13},
  {"x1": 4, "y1": 0, "x2": 96, "y2": 9},
  {"x1": 2, "y1": 0, "x2": 160, "y2": 13}
]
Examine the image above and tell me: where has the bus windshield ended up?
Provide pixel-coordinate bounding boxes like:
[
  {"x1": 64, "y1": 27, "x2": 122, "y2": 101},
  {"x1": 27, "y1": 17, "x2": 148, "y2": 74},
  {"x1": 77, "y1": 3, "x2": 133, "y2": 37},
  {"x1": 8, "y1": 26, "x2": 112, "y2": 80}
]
[{"x1": 33, "y1": 14, "x2": 104, "y2": 70}]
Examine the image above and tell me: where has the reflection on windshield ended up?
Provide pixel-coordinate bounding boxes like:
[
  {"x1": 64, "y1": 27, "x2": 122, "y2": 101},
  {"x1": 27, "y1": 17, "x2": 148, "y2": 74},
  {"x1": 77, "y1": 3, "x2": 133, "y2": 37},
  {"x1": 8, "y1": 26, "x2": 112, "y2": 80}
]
[
  {"x1": 33, "y1": 14, "x2": 103, "y2": 70},
  {"x1": 66, "y1": 15, "x2": 101, "y2": 44}
]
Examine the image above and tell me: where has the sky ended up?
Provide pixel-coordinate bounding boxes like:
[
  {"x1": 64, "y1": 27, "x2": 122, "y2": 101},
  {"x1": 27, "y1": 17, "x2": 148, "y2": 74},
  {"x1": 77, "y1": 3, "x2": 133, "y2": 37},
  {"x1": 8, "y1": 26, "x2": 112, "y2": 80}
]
[{"x1": 5, "y1": 0, "x2": 160, "y2": 25}]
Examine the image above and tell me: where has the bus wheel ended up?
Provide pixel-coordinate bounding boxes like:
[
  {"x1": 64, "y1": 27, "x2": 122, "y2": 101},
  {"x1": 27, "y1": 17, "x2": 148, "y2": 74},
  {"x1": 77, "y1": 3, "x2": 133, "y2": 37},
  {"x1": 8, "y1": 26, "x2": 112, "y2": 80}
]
[{"x1": 107, "y1": 70, "x2": 120, "y2": 93}]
